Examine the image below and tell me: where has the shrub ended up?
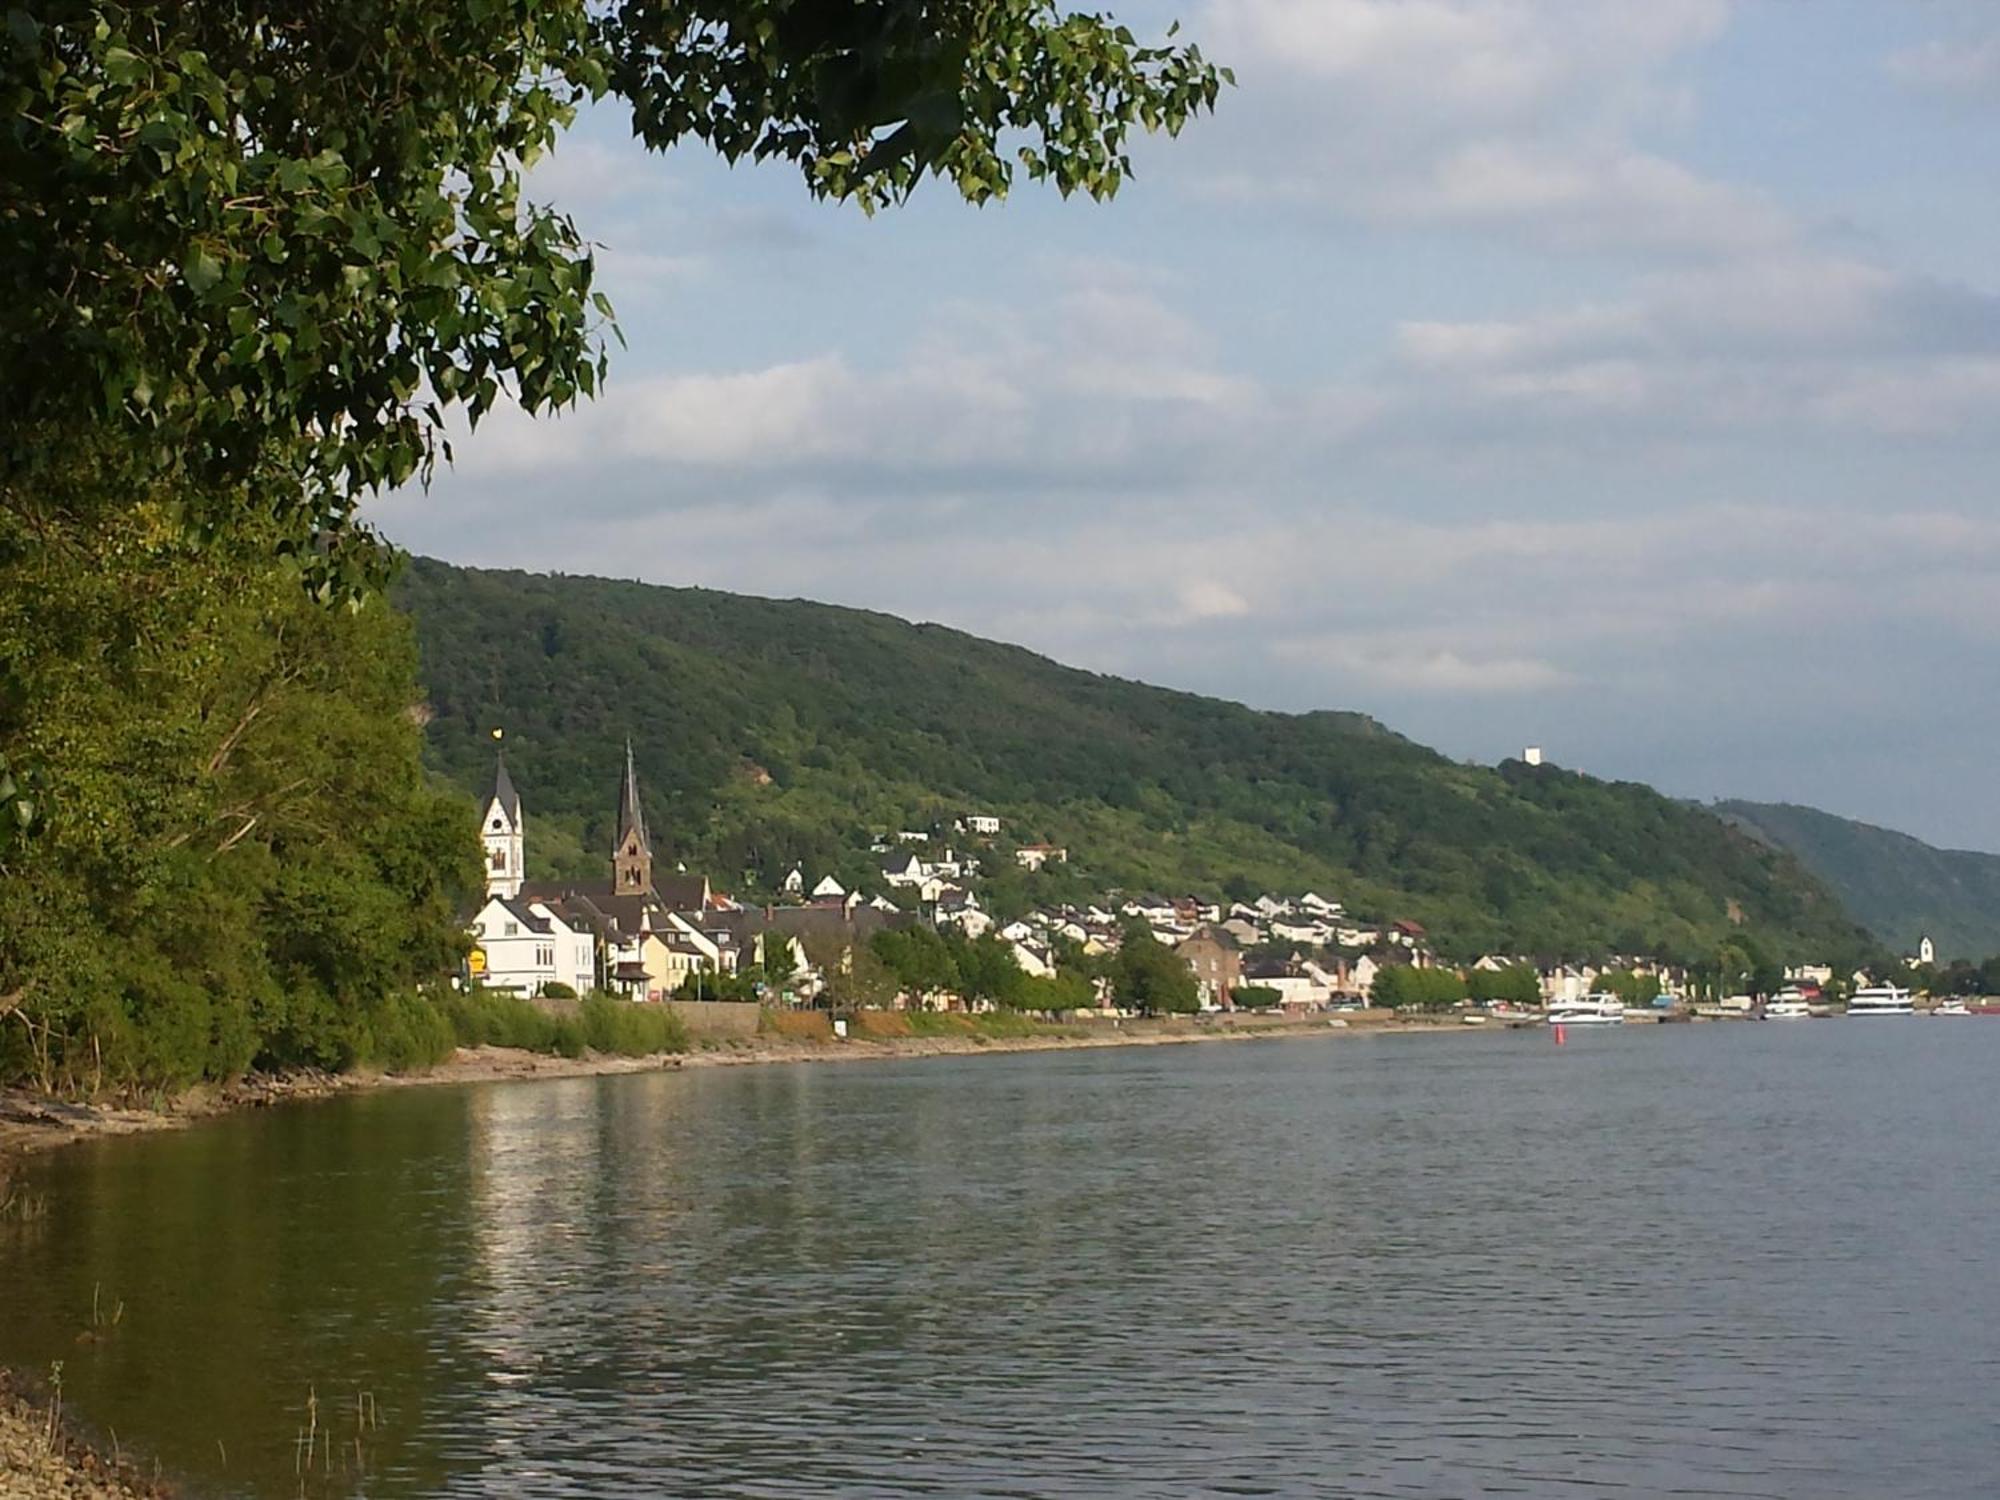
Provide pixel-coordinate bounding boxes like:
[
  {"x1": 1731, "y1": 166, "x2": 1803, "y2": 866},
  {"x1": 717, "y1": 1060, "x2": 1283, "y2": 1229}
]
[{"x1": 578, "y1": 995, "x2": 688, "y2": 1056}]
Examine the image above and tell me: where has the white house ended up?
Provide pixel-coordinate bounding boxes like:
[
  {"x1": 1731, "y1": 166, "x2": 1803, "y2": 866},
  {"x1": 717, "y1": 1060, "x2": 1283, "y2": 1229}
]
[
  {"x1": 811, "y1": 874, "x2": 847, "y2": 900},
  {"x1": 781, "y1": 866, "x2": 805, "y2": 895},
  {"x1": 470, "y1": 895, "x2": 596, "y2": 996},
  {"x1": 936, "y1": 889, "x2": 992, "y2": 938},
  {"x1": 1011, "y1": 941, "x2": 1057, "y2": 979},
  {"x1": 1015, "y1": 843, "x2": 1068, "y2": 871},
  {"x1": 879, "y1": 851, "x2": 927, "y2": 888},
  {"x1": 961, "y1": 814, "x2": 1002, "y2": 836}
]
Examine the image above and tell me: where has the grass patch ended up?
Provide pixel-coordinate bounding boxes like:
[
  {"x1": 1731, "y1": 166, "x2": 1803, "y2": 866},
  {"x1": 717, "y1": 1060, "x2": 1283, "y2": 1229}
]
[
  {"x1": 441, "y1": 990, "x2": 687, "y2": 1060},
  {"x1": 759, "y1": 1008, "x2": 833, "y2": 1042}
]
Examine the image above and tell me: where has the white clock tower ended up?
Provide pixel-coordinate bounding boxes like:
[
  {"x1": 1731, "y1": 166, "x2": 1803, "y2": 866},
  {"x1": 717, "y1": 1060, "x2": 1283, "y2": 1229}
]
[{"x1": 481, "y1": 738, "x2": 524, "y2": 899}]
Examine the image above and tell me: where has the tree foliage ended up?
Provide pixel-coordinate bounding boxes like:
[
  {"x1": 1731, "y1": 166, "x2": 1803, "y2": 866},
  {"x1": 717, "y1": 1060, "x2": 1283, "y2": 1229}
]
[
  {"x1": 1110, "y1": 927, "x2": 1197, "y2": 1014},
  {"x1": 0, "y1": 513, "x2": 478, "y2": 1090},
  {"x1": 1466, "y1": 964, "x2": 1539, "y2": 1005},
  {"x1": 1371, "y1": 964, "x2": 1467, "y2": 1011},
  {"x1": 2, "y1": 1, "x2": 1224, "y2": 595}
]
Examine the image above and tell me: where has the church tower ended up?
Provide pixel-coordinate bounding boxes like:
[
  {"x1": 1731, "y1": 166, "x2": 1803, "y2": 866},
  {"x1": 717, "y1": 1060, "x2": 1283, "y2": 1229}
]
[
  {"x1": 481, "y1": 741, "x2": 524, "y2": 898},
  {"x1": 612, "y1": 740, "x2": 654, "y2": 898}
]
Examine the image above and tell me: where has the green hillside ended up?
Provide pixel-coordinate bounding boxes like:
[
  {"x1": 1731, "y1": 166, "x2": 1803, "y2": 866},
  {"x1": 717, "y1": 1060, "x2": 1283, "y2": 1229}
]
[
  {"x1": 394, "y1": 558, "x2": 1870, "y2": 965},
  {"x1": 1715, "y1": 801, "x2": 2000, "y2": 961}
]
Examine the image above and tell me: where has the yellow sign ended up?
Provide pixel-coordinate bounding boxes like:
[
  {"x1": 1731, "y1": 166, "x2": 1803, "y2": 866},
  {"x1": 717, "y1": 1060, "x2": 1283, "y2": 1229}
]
[{"x1": 467, "y1": 947, "x2": 487, "y2": 975}]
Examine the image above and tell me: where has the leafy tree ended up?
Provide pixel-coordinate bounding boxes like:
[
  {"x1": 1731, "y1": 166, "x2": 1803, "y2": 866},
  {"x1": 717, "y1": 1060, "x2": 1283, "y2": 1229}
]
[
  {"x1": 1467, "y1": 965, "x2": 1539, "y2": 1005},
  {"x1": 1233, "y1": 984, "x2": 1280, "y2": 1010},
  {"x1": 1014, "y1": 970, "x2": 1094, "y2": 1014},
  {"x1": 0, "y1": 521, "x2": 478, "y2": 1090},
  {"x1": 954, "y1": 932, "x2": 1027, "y2": 1007},
  {"x1": 870, "y1": 925, "x2": 961, "y2": 1000},
  {"x1": 1372, "y1": 964, "x2": 1466, "y2": 1011},
  {"x1": 674, "y1": 967, "x2": 758, "y2": 1001},
  {"x1": 1110, "y1": 928, "x2": 1198, "y2": 1014},
  {"x1": 814, "y1": 938, "x2": 901, "y2": 1012},
  {"x1": 1595, "y1": 968, "x2": 1662, "y2": 1005},
  {"x1": 760, "y1": 929, "x2": 797, "y2": 983},
  {"x1": 4, "y1": 2, "x2": 1225, "y2": 594}
]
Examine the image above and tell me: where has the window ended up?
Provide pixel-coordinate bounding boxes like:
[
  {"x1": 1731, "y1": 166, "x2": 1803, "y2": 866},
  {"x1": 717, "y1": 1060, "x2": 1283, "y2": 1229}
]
[
  {"x1": 490, "y1": 819, "x2": 502, "y2": 831},
  {"x1": 504, "y1": 922, "x2": 519, "y2": 937},
  {"x1": 490, "y1": 851, "x2": 506, "y2": 869}
]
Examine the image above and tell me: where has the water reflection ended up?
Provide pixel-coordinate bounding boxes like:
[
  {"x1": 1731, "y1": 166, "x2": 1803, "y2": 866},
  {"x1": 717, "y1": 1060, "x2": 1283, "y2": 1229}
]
[{"x1": 4, "y1": 1027, "x2": 2000, "y2": 1497}]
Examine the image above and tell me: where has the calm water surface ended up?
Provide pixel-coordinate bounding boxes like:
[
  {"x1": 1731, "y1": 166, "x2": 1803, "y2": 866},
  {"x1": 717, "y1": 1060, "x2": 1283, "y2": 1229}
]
[{"x1": 5, "y1": 1024, "x2": 2000, "y2": 1498}]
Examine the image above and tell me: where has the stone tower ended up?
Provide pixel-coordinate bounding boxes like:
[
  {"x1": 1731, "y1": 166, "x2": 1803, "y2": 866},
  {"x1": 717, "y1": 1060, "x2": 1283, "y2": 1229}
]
[
  {"x1": 612, "y1": 740, "x2": 653, "y2": 898},
  {"x1": 481, "y1": 746, "x2": 524, "y2": 899}
]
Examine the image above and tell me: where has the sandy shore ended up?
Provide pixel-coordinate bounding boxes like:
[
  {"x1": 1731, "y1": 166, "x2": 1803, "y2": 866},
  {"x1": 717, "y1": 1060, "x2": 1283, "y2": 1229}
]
[{"x1": 0, "y1": 1012, "x2": 1482, "y2": 1165}]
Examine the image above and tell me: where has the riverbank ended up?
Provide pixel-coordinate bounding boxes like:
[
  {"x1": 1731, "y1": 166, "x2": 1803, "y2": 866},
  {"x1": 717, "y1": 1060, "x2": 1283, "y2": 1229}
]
[
  {"x1": 0, "y1": 1010, "x2": 1478, "y2": 1164},
  {"x1": 0, "y1": 1371, "x2": 169, "y2": 1499}
]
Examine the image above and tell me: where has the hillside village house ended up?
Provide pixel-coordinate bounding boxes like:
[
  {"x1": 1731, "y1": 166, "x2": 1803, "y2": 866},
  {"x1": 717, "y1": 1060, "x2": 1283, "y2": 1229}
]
[
  {"x1": 960, "y1": 814, "x2": 1002, "y2": 835},
  {"x1": 1176, "y1": 927, "x2": 1242, "y2": 1008},
  {"x1": 1014, "y1": 843, "x2": 1068, "y2": 871},
  {"x1": 469, "y1": 895, "x2": 597, "y2": 996}
]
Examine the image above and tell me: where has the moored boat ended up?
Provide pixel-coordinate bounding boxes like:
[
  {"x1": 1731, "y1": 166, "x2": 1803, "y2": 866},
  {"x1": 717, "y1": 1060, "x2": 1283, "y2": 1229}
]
[
  {"x1": 1547, "y1": 993, "x2": 1626, "y2": 1025},
  {"x1": 1931, "y1": 997, "x2": 1971, "y2": 1016},
  {"x1": 1847, "y1": 985, "x2": 1914, "y2": 1017},
  {"x1": 1763, "y1": 989, "x2": 1812, "y2": 1020}
]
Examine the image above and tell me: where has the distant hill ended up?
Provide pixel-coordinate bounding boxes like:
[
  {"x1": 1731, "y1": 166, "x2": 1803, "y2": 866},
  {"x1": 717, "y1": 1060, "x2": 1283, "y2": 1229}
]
[
  {"x1": 1715, "y1": 801, "x2": 2000, "y2": 961},
  {"x1": 394, "y1": 558, "x2": 1870, "y2": 964}
]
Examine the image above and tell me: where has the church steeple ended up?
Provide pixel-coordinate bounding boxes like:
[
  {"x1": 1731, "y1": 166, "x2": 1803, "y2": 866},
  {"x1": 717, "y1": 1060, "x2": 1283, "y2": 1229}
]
[
  {"x1": 613, "y1": 739, "x2": 653, "y2": 897},
  {"x1": 481, "y1": 732, "x2": 525, "y2": 898}
]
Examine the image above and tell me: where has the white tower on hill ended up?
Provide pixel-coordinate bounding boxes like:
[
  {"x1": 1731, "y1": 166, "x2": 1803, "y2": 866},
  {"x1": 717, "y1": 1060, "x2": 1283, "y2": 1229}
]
[{"x1": 481, "y1": 738, "x2": 525, "y2": 899}]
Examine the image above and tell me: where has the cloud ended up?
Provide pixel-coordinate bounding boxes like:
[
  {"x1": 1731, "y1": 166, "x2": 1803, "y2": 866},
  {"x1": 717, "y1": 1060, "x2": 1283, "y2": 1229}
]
[
  {"x1": 1176, "y1": 579, "x2": 1252, "y2": 621},
  {"x1": 1888, "y1": 36, "x2": 2000, "y2": 99},
  {"x1": 1187, "y1": 0, "x2": 1775, "y2": 256}
]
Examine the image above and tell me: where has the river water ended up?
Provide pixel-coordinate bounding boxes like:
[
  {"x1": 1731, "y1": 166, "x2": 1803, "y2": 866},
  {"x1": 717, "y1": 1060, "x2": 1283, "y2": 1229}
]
[{"x1": 4, "y1": 1023, "x2": 1999, "y2": 1498}]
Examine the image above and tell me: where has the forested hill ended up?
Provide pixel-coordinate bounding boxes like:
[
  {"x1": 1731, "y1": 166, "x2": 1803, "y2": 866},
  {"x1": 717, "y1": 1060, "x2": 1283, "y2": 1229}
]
[
  {"x1": 395, "y1": 558, "x2": 1870, "y2": 964},
  {"x1": 1715, "y1": 801, "x2": 2000, "y2": 960}
]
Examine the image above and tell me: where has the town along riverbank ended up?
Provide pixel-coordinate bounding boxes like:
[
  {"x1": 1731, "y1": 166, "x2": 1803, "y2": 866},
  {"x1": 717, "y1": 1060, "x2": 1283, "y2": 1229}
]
[{"x1": 0, "y1": 1008, "x2": 1480, "y2": 1163}]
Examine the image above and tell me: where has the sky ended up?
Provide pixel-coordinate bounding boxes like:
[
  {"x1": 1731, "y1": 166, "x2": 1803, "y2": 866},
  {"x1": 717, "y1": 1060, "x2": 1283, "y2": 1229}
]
[{"x1": 372, "y1": 0, "x2": 2000, "y2": 852}]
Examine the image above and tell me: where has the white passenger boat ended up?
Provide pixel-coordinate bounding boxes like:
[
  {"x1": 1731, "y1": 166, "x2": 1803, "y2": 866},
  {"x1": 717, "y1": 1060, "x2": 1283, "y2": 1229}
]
[
  {"x1": 1847, "y1": 985, "x2": 1914, "y2": 1017},
  {"x1": 1763, "y1": 989, "x2": 1813, "y2": 1020},
  {"x1": 1547, "y1": 993, "x2": 1626, "y2": 1025},
  {"x1": 1931, "y1": 997, "x2": 1971, "y2": 1017}
]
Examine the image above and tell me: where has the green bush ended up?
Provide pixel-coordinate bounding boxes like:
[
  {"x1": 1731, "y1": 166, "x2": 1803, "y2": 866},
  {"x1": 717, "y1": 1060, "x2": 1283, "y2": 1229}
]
[
  {"x1": 540, "y1": 981, "x2": 577, "y2": 999},
  {"x1": 351, "y1": 991, "x2": 457, "y2": 1074},
  {"x1": 578, "y1": 994, "x2": 688, "y2": 1056},
  {"x1": 444, "y1": 988, "x2": 560, "y2": 1051}
]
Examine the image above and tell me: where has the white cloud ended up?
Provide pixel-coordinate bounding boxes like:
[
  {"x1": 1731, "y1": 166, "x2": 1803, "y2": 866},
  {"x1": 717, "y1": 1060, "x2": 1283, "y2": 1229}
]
[
  {"x1": 1888, "y1": 36, "x2": 2000, "y2": 99},
  {"x1": 1189, "y1": 0, "x2": 1771, "y2": 256},
  {"x1": 1177, "y1": 579, "x2": 1252, "y2": 621}
]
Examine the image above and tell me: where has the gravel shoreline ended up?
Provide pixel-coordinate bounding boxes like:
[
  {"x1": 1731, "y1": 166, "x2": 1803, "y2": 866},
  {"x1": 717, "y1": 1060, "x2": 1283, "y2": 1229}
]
[{"x1": 0, "y1": 1372, "x2": 168, "y2": 1499}]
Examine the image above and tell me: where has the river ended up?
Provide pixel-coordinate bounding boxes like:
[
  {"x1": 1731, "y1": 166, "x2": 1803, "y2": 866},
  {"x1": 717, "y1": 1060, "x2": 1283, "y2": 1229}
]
[{"x1": 4, "y1": 1022, "x2": 1999, "y2": 1497}]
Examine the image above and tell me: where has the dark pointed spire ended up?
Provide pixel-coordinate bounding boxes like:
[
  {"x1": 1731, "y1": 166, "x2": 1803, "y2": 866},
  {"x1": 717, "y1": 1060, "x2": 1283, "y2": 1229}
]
[
  {"x1": 613, "y1": 739, "x2": 654, "y2": 898},
  {"x1": 617, "y1": 739, "x2": 649, "y2": 855}
]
